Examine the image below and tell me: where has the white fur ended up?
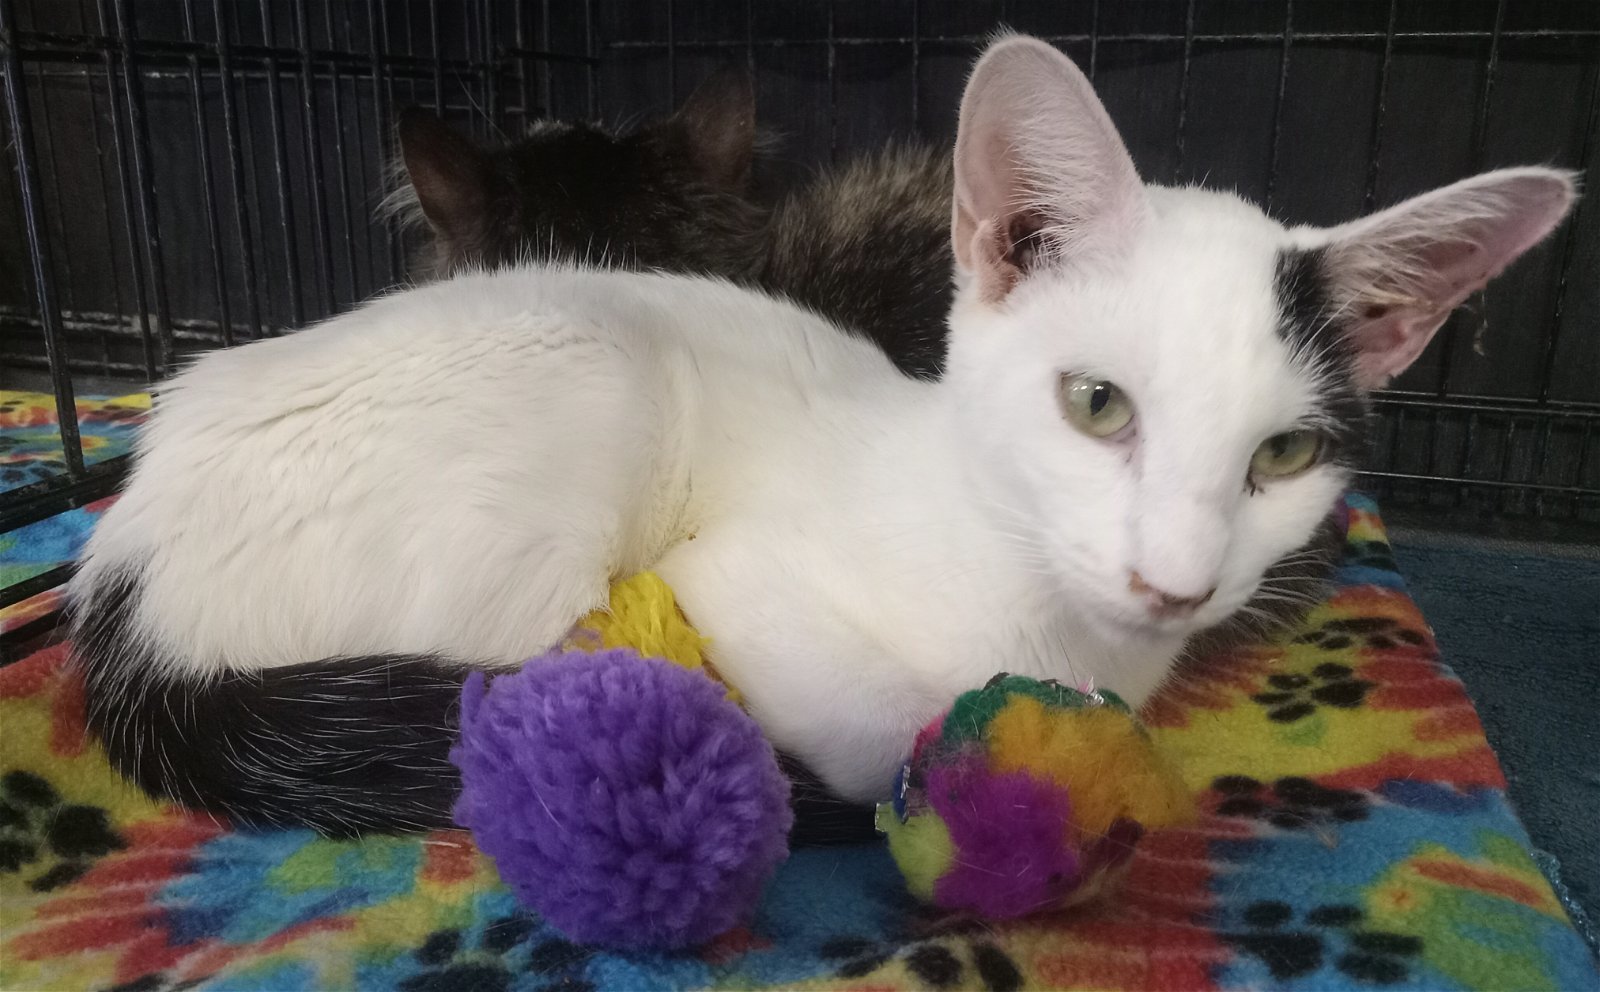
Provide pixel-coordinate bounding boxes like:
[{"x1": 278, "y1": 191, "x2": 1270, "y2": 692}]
[
  {"x1": 73, "y1": 226, "x2": 1337, "y2": 803},
  {"x1": 73, "y1": 36, "x2": 1575, "y2": 804}
]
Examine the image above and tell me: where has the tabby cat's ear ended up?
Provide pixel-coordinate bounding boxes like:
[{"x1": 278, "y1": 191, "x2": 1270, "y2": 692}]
[
  {"x1": 952, "y1": 35, "x2": 1145, "y2": 304},
  {"x1": 397, "y1": 108, "x2": 496, "y2": 243},
  {"x1": 1311, "y1": 167, "x2": 1577, "y2": 389},
  {"x1": 663, "y1": 67, "x2": 758, "y2": 191}
]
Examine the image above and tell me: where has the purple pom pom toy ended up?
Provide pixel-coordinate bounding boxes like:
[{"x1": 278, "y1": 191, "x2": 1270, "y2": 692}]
[{"x1": 451, "y1": 648, "x2": 792, "y2": 950}]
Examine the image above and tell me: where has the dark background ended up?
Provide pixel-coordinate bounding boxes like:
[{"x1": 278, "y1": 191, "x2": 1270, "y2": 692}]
[{"x1": 2, "y1": 0, "x2": 1597, "y2": 524}]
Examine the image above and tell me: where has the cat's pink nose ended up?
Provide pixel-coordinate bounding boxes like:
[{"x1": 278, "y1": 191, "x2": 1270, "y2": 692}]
[{"x1": 1129, "y1": 571, "x2": 1215, "y2": 618}]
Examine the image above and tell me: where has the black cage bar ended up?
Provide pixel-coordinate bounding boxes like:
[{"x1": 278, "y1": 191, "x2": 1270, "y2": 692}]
[{"x1": 2, "y1": 1, "x2": 1598, "y2": 618}]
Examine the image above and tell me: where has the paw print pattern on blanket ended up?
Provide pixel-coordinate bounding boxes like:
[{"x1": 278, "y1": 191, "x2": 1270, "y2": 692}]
[
  {"x1": 1212, "y1": 775, "x2": 1370, "y2": 831},
  {"x1": 1251, "y1": 662, "x2": 1376, "y2": 722},
  {"x1": 1220, "y1": 900, "x2": 1423, "y2": 985},
  {"x1": 398, "y1": 916, "x2": 576, "y2": 992},
  {"x1": 0, "y1": 770, "x2": 125, "y2": 893},
  {"x1": 820, "y1": 934, "x2": 1025, "y2": 991},
  {"x1": 1293, "y1": 617, "x2": 1430, "y2": 653}
]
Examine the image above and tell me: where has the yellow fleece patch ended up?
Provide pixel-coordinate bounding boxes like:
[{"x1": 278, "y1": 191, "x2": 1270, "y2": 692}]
[
  {"x1": 875, "y1": 803, "x2": 954, "y2": 901},
  {"x1": 986, "y1": 697, "x2": 1194, "y2": 835}
]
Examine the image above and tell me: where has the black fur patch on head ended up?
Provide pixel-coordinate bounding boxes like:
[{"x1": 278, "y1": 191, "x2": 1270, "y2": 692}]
[
  {"x1": 1181, "y1": 250, "x2": 1379, "y2": 655},
  {"x1": 1272, "y1": 249, "x2": 1370, "y2": 466}
]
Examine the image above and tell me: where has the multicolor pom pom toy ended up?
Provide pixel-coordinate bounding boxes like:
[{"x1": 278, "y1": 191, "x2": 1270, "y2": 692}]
[
  {"x1": 877, "y1": 674, "x2": 1194, "y2": 918},
  {"x1": 452, "y1": 573, "x2": 1193, "y2": 949}
]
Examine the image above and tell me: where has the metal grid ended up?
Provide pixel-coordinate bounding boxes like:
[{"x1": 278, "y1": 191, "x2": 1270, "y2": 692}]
[{"x1": 2, "y1": 1, "x2": 1598, "y2": 632}]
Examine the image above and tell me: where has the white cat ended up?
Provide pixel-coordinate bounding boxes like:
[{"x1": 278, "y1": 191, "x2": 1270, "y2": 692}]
[{"x1": 70, "y1": 35, "x2": 1575, "y2": 835}]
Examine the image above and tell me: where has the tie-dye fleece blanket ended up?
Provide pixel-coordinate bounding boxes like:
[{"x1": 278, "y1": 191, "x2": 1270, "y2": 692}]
[
  {"x1": 1, "y1": 397, "x2": 1596, "y2": 990},
  {"x1": 1, "y1": 391, "x2": 146, "y2": 641}
]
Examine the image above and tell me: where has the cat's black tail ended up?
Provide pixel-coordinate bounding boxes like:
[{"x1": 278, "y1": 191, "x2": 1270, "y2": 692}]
[{"x1": 70, "y1": 567, "x2": 875, "y2": 843}]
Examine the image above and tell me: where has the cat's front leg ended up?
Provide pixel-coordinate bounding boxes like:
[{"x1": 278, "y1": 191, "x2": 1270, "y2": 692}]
[
  {"x1": 744, "y1": 634, "x2": 945, "y2": 806},
  {"x1": 658, "y1": 545, "x2": 947, "y2": 805}
]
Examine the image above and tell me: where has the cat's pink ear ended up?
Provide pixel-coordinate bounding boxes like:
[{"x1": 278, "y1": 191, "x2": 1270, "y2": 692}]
[
  {"x1": 1317, "y1": 167, "x2": 1577, "y2": 389},
  {"x1": 397, "y1": 108, "x2": 495, "y2": 243},
  {"x1": 665, "y1": 67, "x2": 758, "y2": 191},
  {"x1": 952, "y1": 35, "x2": 1144, "y2": 303}
]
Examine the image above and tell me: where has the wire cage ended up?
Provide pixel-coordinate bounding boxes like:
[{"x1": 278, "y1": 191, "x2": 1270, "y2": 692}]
[{"x1": 2, "y1": 0, "x2": 1598, "y2": 638}]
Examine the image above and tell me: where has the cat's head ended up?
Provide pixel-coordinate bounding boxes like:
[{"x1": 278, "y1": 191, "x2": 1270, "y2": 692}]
[
  {"x1": 390, "y1": 68, "x2": 766, "y2": 279},
  {"x1": 945, "y1": 35, "x2": 1576, "y2": 644}
]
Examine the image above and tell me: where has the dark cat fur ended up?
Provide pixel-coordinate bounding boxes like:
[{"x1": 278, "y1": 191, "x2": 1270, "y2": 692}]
[
  {"x1": 391, "y1": 69, "x2": 767, "y2": 284},
  {"x1": 761, "y1": 145, "x2": 952, "y2": 379},
  {"x1": 393, "y1": 73, "x2": 954, "y2": 380}
]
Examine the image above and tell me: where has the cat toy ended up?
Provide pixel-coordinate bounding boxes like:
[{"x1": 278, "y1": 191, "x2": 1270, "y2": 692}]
[
  {"x1": 451, "y1": 574, "x2": 1192, "y2": 950},
  {"x1": 876, "y1": 674, "x2": 1193, "y2": 919}
]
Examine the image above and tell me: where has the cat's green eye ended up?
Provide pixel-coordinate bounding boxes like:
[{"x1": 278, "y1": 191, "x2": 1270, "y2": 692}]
[
  {"x1": 1060, "y1": 374, "x2": 1135, "y2": 438},
  {"x1": 1250, "y1": 429, "x2": 1322, "y2": 480}
]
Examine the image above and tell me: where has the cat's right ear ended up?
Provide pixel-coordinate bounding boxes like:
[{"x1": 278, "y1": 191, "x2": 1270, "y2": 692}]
[
  {"x1": 397, "y1": 108, "x2": 494, "y2": 243},
  {"x1": 664, "y1": 67, "x2": 758, "y2": 190},
  {"x1": 952, "y1": 35, "x2": 1145, "y2": 303}
]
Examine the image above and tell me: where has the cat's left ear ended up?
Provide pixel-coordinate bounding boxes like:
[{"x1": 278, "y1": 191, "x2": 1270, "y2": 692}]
[
  {"x1": 662, "y1": 67, "x2": 758, "y2": 191},
  {"x1": 1313, "y1": 167, "x2": 1578, "y2": 389},
  {"x1": 952, "y1": 34, "x2": 1145, "y2": 304}
]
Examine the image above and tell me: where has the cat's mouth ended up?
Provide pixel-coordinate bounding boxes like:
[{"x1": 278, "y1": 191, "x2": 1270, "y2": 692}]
[
  {"x1": 1102, "y1": 579, "x2": 1256, "y2": 641},
  {"x1": 1085, "y1": 595, "x2": 1213, "y2": 642}
]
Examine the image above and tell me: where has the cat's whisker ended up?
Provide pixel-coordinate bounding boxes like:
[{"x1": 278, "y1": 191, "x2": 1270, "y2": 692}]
[{"x1": 1271, "y1": 592, "x2": 1329, "y2": 609}]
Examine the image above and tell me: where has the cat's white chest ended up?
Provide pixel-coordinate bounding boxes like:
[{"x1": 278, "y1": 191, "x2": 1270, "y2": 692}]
[{"x1": 657, "y1": 497, "x2": 1182, "y2": 803}]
